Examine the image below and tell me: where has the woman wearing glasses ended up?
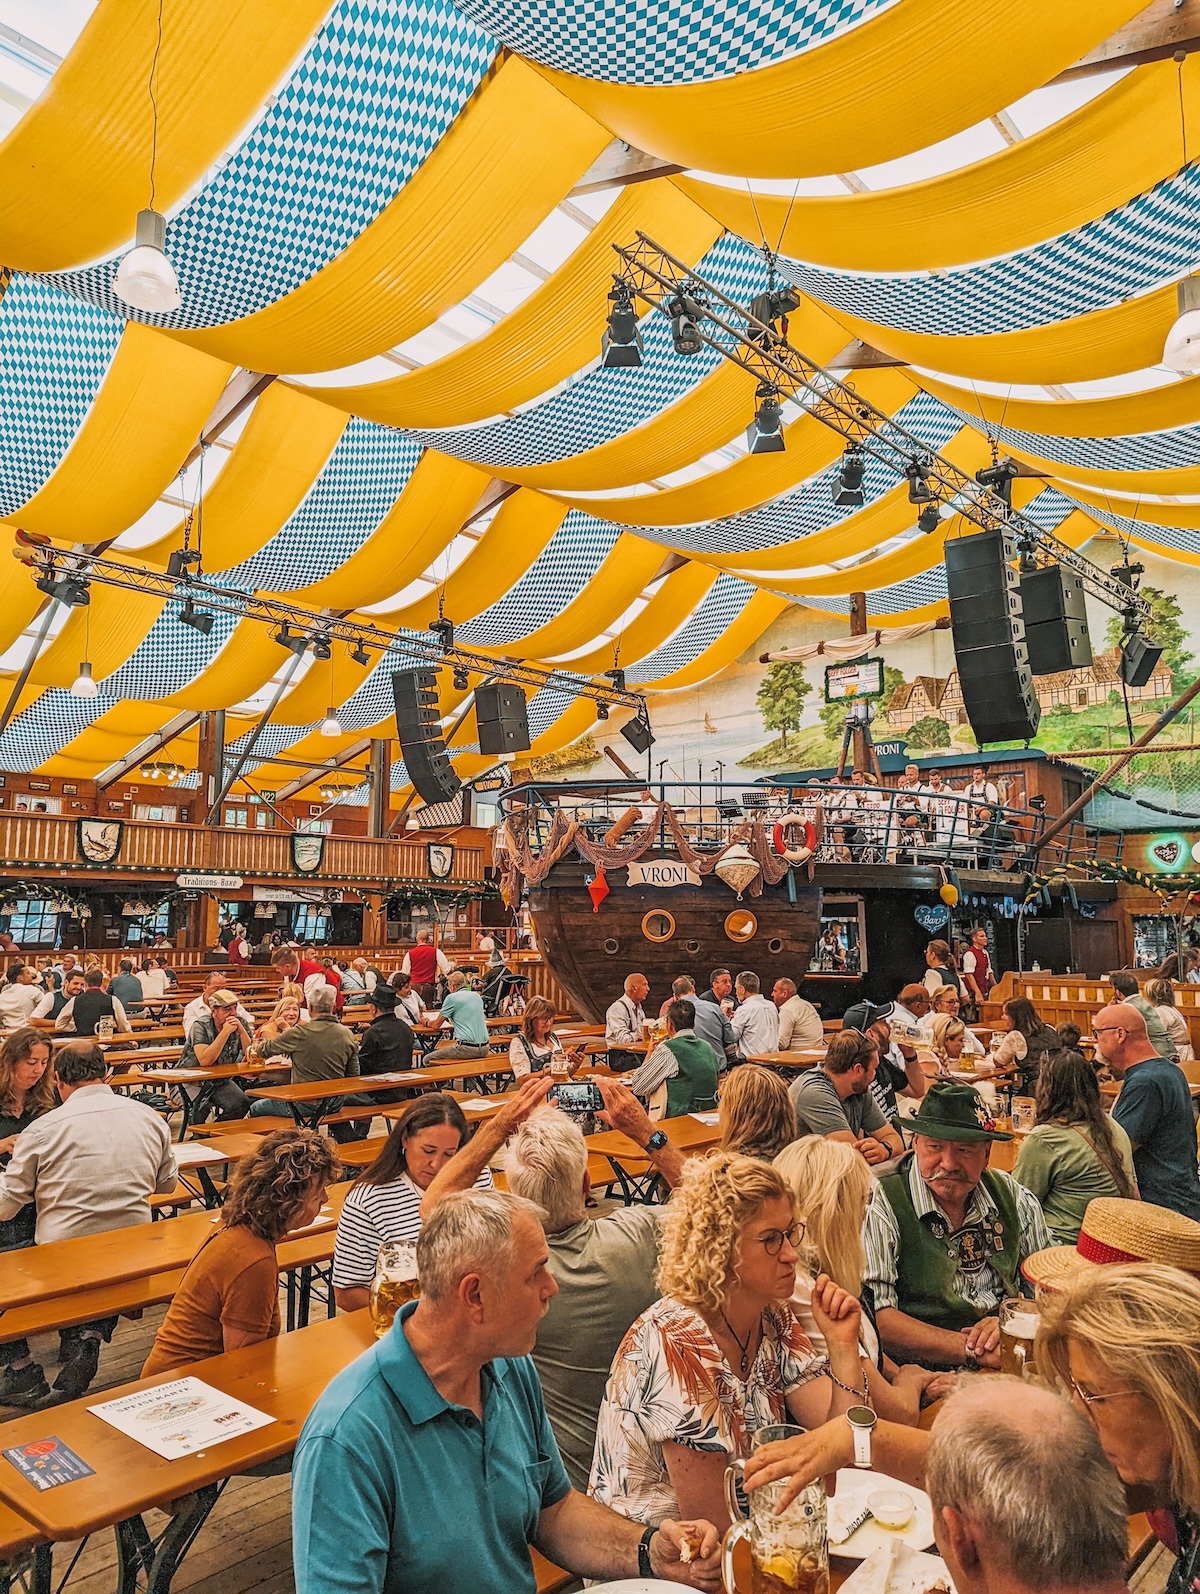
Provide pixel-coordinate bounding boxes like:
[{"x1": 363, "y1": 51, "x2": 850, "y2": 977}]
[{"x1": 588, "y1": 1151, "x2": 870, "y2": 1534}]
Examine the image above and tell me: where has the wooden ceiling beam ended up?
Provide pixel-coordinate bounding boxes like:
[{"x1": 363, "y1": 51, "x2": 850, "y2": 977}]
[{"x1": 1054, "y1": 0, "x2": 1200, "y2": 79}]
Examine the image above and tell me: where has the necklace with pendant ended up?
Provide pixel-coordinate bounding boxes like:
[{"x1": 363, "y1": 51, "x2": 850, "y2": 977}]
[{"x1": 720, "y1": 1308, "x2": 761, "y2": 1376}]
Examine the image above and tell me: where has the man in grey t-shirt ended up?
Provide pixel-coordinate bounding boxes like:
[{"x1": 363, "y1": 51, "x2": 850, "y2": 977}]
[
  {"x1": 790, "y1": 1028, "x2": 903, "y2": 1167},
  {"x1": 418, "y1": 1074, "x2": 685, "y2": 1489}
]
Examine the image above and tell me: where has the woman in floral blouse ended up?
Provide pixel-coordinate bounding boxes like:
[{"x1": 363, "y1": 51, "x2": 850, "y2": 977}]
[{"x1": 589, "y1": 1151, "x2": 870, "y2": 1533}]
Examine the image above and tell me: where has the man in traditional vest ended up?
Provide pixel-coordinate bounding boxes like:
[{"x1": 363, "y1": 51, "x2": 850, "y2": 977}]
[
  {"x1": 625, "y1": 999, "x2": 719, "y2": 1118},
  {"x1": 862, "y1": 1081, "x2": 1050, "y2": 1370}
]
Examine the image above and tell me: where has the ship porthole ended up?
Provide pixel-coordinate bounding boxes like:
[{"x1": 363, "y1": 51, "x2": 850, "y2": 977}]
[
  {"x1": 767, "y1": 937, "x2": 784, "y2": 954},
  {"x1": 724, "y1": 909, "x2": 758, "y2": 943},
  {"x1": 641, "y1": 910, "x2": 676, "y2": 943},
  {"x1": 603, "y1": 937, "x2": 620, "y2": 955},
  {"x1": 683, "y1": 938, "x2": 701, "y2": 955}
]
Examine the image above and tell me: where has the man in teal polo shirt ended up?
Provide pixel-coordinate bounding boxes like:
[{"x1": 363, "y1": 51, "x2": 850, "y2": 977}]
[
  {"x1": 293, "y1": 1189, "x2": 719, "y2": 1594},
  {"x1": 428, "y1": 970, "x2": 489, "y2": 1061}
]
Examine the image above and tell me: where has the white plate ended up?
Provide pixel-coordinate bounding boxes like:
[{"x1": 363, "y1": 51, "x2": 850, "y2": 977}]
[{"x1": 828, "y1": 1470, "x2": 935, "y2": 1559}]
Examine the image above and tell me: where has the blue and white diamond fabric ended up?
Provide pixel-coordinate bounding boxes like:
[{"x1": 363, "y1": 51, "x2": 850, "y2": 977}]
[
  {"x1": 458, "y1": 513, "x2": 621, "y2": 646},
  {"x1": 0, "y1": 601, "x2": 240, "y2": 771},
  {"x1": 1054, "y1": 493, "x2": 1200, "y2": 558},
  {"x1": 627, "y1": 572, "x2": 757, "y2": 682},
  {"x1": 611, "y1": 392, "x2": 960, "y2": 554},
  {"x1": 404, "y1": 234, "x2": 770, "y2": 470},
  {"x1": 0, "y1": 276, "x2": 122, "y2": 517},
  {"x1": 216, "y1": 420, "x2": 423, "y2": 591},
  {"x1": 48, "y1": 0, "x2": 496, "y2": 331},
  {"x1": 450, "y1": 0, "x2": 895, "y2": 84},
  {"x1": 944, "y1": 403, "x2": 1200, "y2": 473},
  {"x1": 1016, "y1": 486, "x2": 1081, "y2": 531},
  {"x1": 775, "y1": 165, "x2": 1200, "y2": 337}
]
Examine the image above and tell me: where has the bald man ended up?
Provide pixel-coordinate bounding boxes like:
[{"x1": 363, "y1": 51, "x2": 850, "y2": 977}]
[
  {"x1": 605, "y1": 974, "x2": 649, "y2": 1069},
  {"x1": 1095, "y1": 1002, "x2": 1200, "y2": 1219}
]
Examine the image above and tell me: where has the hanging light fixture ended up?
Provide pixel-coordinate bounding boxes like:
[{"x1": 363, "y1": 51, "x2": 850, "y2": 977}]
[
  {"x1": 601, "y1": 282, "x2": 643, "y2": 369},
  {"x1": 321, "y1": 648, "x2": 341, "y2": 736},
  {"x1": 113, "y1": 3, "x2": 181, "y2": 314},
  {"x1": 70, "y1": 662, "x2": 99, "y2": 699},
  {"x1": 1164, "y1": 277, "x2": 1200, "y2": 372},
  {"x1": 321, "y1": 708, "x2": 343, "y2": 737},
  {"x1": 905, "y1": 458, "x2": 936, "y2": 504},
  {"x1": 916, "y1": 503, "x2": 940, "y2": 535},
  {"x1": 832, "y1": 446, "x2": 866, "y2": 507},
  {"x1": 746, "y1": 385, "x2": 785, "y2": 454}
]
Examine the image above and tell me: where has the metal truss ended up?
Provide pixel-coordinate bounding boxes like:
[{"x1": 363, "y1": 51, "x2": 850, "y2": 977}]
[
  {"x1": 611, "y1": 231, "x2": 1151, "y2": 623},
  {"x1": 11, "y1": 541, "x2": 646, "y2": 710}
]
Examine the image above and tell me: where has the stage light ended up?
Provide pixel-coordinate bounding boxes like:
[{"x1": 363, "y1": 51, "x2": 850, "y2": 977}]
[
  {"x1": 605, "y1": 667, "x2": 626, "y2": 693},
  {"x1": 668, "y1": 295, "x2": 703, "y2": 356},
  {"x1": 746, "y1": 386, "x2": 785, "y2": 455},
  {"x1": 452, "y1": 667, "x2": 469, "y2": 692},
  {"x1": 601, "y1": 284, "x2": 643, "y2": 369},
  {"x1": 311, "y1": 634, "x2": 332, "y2": 661},
  {"x1": 177, "y1": 600, "x2": 215, "y2": 635},
  {"x1": 114, "y1": 209, "x2": 182, "y2": 313},
  {"x1": 1164, "y1": 277, "x2": 1200, "y2": 372},
  {"x1": 272, "y1": 624, "x2": 309, "y2": 657},
  {"x1": 349, "y1": 640, "x2": 371, "y2": 666},
  {"x1": 916, "y1": 503, "x2": 940, "y2": 535},
  {"x1": 833, "y1": 446, "x2": 866, "y2": 507},
  {"x1": 905, "y1": 459, "x2": 936, "y2": 504},
  {"x1": 595, "y1": 701, "x2": 609, "y2": 720},
  {"x1": 166, "y1": 547, "x2": 202, "y2": 579},
  {"x1": 35, "y1": 569, "x2": 90, "y2": 607},
  {"x1": 70, "y1": 661, "x2": 99, "y2": 699},
  {"x1": 975, "y1": 458, "x2": 1018, "y2": 511},
  {"x1": 320, "y1": 707, "x2": 343, "y2": 737},
  {"x1": 429, "y1": 616, "x2": 455, "y2": 652}
]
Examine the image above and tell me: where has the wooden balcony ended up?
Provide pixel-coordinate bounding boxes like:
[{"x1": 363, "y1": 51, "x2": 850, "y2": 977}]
[{"x1": 0, "y1": 813, "x2": 483, "y2": 889}]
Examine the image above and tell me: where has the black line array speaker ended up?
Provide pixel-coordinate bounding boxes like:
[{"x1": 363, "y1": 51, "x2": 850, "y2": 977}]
[
  {"x1": 1019, "y1": 564, "x2": 1093, "y2": 675},
  {"x1": 1119, "y1": 631, "x2": 1166, "y2": 688},
  {"x1": 945, "y1": 527, "x2": 1041, "y2": 744},
  {"x1": 391, "y1": 669, "x2": 461, "y2": 806},
  {"x1": 475, "y1": 681, "x2": 531, "y2": 755}
]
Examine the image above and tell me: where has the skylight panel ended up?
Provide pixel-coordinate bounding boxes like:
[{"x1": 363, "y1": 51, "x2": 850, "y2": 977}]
[{"x1": 1003, "y1": 69, "x2": 1128, "y2": 138}]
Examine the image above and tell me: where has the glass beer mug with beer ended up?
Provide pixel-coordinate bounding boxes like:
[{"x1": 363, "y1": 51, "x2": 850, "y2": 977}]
[
  {"x1": 370, "y1": 1242, "x2": 420, "y2": 1340},
  {"x1": 722, "y1": 1425, "x2": 828, "y2": 1594},
  {"x1": 999, "y1": 1297, "x2": 1038, "y2": 1378}
]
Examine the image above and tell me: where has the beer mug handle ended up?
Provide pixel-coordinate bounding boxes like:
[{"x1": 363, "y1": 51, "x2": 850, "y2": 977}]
[
  {"x1": 723, "y1": 1458, "x2": 747, "y2": 1526},
  {"x1": 721, "y1": 1521, "x2": 748, "y2": 1594}
]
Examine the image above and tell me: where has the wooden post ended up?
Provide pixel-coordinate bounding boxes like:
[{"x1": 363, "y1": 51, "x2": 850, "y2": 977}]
[
  {"x1": 849, "y1": 593, "x2": 871, "y2": 776},
  {"x1": 367, "y1": 739, "x2": 390, "y2": 839}
]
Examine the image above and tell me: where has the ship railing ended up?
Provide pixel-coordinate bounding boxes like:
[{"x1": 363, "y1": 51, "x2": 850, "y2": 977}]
[{"x1": 498, "y1": 780, "x2": 1123, "y2": 876}]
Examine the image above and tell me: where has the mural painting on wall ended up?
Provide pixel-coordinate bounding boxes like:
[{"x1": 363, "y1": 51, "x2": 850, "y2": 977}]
[{"x1": 513, "y1": 542, "x2": 1200, "y2": 827}]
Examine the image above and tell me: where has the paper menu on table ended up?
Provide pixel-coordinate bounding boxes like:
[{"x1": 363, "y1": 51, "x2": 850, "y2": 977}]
[
  {"x1": 88, "y1": 1377, "x2": 275, "y2": 1460},
  {"x1": 690, "y1": 1111, "x2": 720, "y2": 1125}
]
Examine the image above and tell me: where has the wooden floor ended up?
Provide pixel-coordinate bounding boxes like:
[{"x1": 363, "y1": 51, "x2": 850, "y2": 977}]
[{"x1": 1, "y1": 1295, "x2": 301, "y2": 1592}]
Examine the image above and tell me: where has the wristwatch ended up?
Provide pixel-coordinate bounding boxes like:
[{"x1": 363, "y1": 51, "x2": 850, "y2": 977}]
[
  {"x1": 847, "y1": 1404, "x2": 878, "y2": 1469},
  {"x1": 644, "y1": 1128, "x2": 668, "y2": 1153},
  {"x1": 637, "y1": 1525, "x2": 656, "y2": 1577}
]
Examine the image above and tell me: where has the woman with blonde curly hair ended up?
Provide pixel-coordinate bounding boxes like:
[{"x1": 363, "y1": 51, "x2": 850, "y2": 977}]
[
  {"x1": 718, "y1": 1064, "x2": 795, "y2": 1162},
  {"x1": 589, "y1": 1150, "x2": 869, "y2": 1533},
  {"x1": 926, "y1": 1013, "x2": 969, "y2": 1075},
  {"x1": 142, "y1": 1128, "x2": 340, "y2": 1375}
]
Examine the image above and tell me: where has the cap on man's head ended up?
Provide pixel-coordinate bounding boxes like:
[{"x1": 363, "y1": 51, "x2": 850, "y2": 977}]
[
  {"x1": 908, "y1": 1079, "x2": 1012, "y2": 1143},
  {"x1": 209, "y1": 989, "x2": 239, "y2": 1010}
]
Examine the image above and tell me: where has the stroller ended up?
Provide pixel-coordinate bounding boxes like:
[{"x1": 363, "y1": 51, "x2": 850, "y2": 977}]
[{"x1": 482, "y1": 963, "x2": 529, "y2": 1018}]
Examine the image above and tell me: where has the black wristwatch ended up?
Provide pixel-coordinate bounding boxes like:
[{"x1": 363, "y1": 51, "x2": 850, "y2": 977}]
[
  {"x1": 644, "y1": 1128, "x2": 668, "y2": 1153},
  {"x1": 637, "y1": 1525, "x2": 656, "y2": 1577}
]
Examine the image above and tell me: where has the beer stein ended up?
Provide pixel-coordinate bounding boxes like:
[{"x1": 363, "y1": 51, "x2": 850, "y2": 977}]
[
  {"x1": 97, "y1": 1016, "x2": 115, "y2": 1041},
  {"x1": 369, "y1": 1242, "x2": 420, "y2": 1340},
  {"x1": 999, "y1": 1297, "x2": 1039, "y2": 1378},
  {"x1": 723, "y1": 1425, "x2": 828, "y2": 1594}
]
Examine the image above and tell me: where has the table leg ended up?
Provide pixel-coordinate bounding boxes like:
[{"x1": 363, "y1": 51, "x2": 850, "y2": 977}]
[
  {"x1": 0, "y1": 1540, "x2": 52, "y2": 1594},
  {"x1": 195, "y1": 1166, "x2": 222, "y2": 1209},
  {"x1": 298, "y1": 1265, "x2": 313, "y2": 1328},
  {"x1": 113, "y1": 1482, "x2": 221, "y2": 1594},
  {"x1": 286, "y1": 1269, "x2": 298, "y2": 1332}
]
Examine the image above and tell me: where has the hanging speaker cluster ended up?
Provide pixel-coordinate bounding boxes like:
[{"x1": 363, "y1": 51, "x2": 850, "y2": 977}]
[
  {"x1": 1019, "y1": 565, "x2": 1092, "y2": 675},
  {"x1": 945, "y1": 528, "x2": 1041, "y2": 745},
  {"x1": 475, "y1": 682, "x2": 531, "y2": 755},
  {"x1": 391, "y1": 669, "x2": 461, "y2": 806}
]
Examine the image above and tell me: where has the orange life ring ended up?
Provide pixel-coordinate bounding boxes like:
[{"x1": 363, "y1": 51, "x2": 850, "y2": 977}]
[{"x1": 772, "y1": 813, "x2": 816, "y2": 863}]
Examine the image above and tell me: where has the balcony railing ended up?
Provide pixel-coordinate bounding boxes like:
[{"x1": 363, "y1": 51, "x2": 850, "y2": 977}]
[{"x1": 0, "y1": 813, "x2": 484, "y2": 886}]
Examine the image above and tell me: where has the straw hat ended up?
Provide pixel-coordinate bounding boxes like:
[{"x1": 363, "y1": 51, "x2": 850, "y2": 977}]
[{"x1": 1022, "y1": 1197, "x2": 1200, "y2": 1291}]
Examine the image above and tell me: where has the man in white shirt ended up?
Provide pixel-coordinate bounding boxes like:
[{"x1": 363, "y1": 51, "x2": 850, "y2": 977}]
[
  {"x1": 0, "y1": 1040, "x2": 177, "y2": 1406},
  {"x1": 962, "y1": 765, "x2": 1000, "y2": 806},
  {"x1": 0, "y1": 964, "x2": 42, "y2": 1033},
  {"x1": 54, "y1": 967, "x2": 133, "y2": 1035},
  {"x1": 137, "y1": 956, "x2": 171, "y2": 1015},
  {"x1": 605, "y1": 973, "x2": 648, "y2": 1066},
  {"x1": 31, "y1": 969, "x2": 85, "y2": 1026},
  {"x1": 771, "y1": 977, "x2": 823, "y2": 1049},
  {"x1": 181, "y1": 970, "x2": 254, "y2": 1033},
  {"x1": 731, "y1": 970, "x2": 780, "y2": 1059}
]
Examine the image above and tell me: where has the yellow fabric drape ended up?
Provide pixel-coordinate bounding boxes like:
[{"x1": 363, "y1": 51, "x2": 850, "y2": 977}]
[
  {"x1": 1018, "y1": 453, "x2": 1200, "y2": 496},
  {"x1": 40, "y1": 703, "x2": 189, "y2": 776},
  {"x1": 536, "y1": 0, "x2": 1143, "y2": 178},
  {"x1": 493, "y1": 293, "x2": 852, "y2": 492},
  {"x1": 137, "y1": 384, "x2": 347, "y2": 572},
  {"x1": 554, "y1": 561, "x2": 718, "y2": 674},
  {"x1": 0, "y1": 0, "x2": 332, "y2": 273},
  {"x1": 1059, "y1": 483, "x2": 1200, "y2": 528},
  {"x1": 30, "y1": 587, "x2": 165, "y2": 688},
  {"x1": 825, "y1": 285, "x2": 1178, "y2": 386},
  {"x1": 273, "y1": 651, "x2": 378, "y2": 724},
  {"x1": 374, "y1": 488, "x2": 568, "y2": 629},
  {"x1": 170, "y1": 60, "x2": 611, "y2": 374},
  {"x1": 0, "y1": 586, "x2": 46, "y2": 657},
  {"x1": 672, "y1": 55, "x2": 1200, "y2": 271},
  {"x1": 295, "y1": 180, "x2": 721, "y2": 428},
  {"x1": 501, "y1": 533, "x2": 665, "y2": 656},
  {"x1": 638, "y1": 590, "x2": 790, "y2": 688},
  {"x1": 163, "y1": 620, "x2": 295, "y2": 711},
  {"x1": 544, "y1": 366, "x2": 916, "y2": 525},
  {"x1": 285, "y1": 452, "x2": 489, "y2": 610},
  {"x1": 917, "y1": 370, "x2": 1200, "y2": 442},
  {"x1": 4, "y1": 326, "x2": 232, "y2": 544}
]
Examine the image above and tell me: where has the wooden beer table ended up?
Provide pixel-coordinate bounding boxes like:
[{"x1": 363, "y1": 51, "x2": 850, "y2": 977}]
[
  {"x1": 746, "y1": 1049, "x2": 825, "y2": 1071},
  {"x1": 587, "y1": 1112, "x2": 722, "y2": 1204},
  {"x1": 139, "y1": 1059, "x2": 291, "y2": 1137}
]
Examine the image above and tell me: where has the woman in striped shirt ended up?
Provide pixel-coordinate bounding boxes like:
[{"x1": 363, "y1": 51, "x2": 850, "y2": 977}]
[{"x1": 331, "y1": 1093, "x2": 492, "y2": 1311}]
